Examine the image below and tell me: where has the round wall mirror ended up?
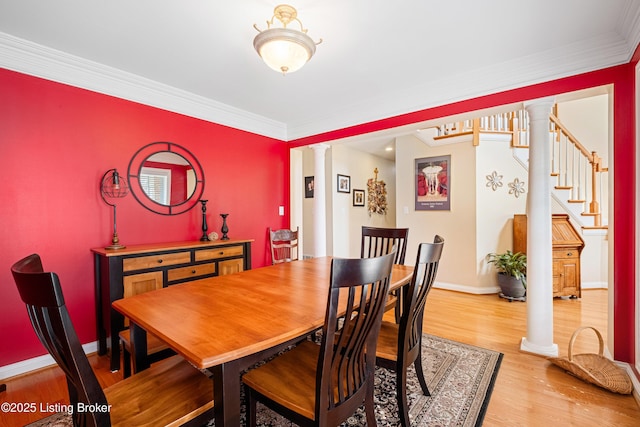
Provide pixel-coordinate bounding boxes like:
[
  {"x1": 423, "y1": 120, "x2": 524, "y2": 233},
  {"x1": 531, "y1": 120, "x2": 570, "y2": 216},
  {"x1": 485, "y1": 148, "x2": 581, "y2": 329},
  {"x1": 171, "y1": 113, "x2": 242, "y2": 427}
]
[{"x1": 128, "y1": 142, "x2": 205, "y2": 215}]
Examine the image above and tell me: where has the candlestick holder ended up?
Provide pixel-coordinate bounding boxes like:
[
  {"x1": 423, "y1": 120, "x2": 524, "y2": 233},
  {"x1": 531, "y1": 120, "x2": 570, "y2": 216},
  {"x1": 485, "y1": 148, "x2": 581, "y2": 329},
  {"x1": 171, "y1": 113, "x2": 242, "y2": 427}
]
[
  {"x1": 199, "y1": 200, "x2": 210, "y2": 241},
  {"x1": 220, "y1": 213, "x2": 229, "y2": 240}
]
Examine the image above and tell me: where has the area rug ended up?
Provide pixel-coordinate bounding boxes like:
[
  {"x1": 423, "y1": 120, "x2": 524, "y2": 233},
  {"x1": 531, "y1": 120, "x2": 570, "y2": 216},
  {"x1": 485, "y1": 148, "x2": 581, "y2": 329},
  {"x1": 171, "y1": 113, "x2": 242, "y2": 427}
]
[{"x1": 27, "y1": 334, "x2": 502, "y2": 427}]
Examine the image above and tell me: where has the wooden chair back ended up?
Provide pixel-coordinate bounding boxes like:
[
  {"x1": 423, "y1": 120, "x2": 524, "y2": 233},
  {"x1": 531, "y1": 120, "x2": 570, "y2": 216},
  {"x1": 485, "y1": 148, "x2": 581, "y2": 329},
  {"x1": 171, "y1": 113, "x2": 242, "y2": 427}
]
[
  {"x1": 361, "y1": 226, "x2": 409, "y2": 265},
  {"x1": 269, "y1": 227, "x2": 299, "y2": 264},
  {"x1": 12, "y1": 254, "x2": 109, "y2": 427},
  {"x1": 400, "y1": 236, "x2": 444, "y2": 367},
  {"x1": 316, "y1": 252, "x2": 395, "y2": 425}
]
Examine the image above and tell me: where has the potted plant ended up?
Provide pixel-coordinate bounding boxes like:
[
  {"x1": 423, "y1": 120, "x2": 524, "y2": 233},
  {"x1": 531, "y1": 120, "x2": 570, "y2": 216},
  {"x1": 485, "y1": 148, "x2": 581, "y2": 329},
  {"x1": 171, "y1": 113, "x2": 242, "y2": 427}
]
[{"x1": 486, "y1": 250, "x2": 527, "y2": 300}]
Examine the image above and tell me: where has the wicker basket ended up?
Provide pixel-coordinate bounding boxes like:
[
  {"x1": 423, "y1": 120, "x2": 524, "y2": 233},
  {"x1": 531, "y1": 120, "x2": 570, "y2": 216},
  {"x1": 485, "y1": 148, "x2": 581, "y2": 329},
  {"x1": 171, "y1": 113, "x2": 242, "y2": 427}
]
[{"x1": 548, "y1": 326, "x2": 633, "y2": 394}]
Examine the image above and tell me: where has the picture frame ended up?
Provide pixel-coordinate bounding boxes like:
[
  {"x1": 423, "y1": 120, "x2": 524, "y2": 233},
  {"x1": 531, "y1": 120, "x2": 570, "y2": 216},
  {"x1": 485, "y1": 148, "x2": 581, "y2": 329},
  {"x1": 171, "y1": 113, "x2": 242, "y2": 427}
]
[
  {"x1": 353, "y1": 189, "x2": 365, "y2": 206},
  {"x1": 415, "y1": 155, "x2": 451, "y2": 211},
  {"x1": 337, "y1": 174, "x2": 351, "y2": 193},
  {"x1": 304, "y1": 176, "x2": 314, "y2": 198}
]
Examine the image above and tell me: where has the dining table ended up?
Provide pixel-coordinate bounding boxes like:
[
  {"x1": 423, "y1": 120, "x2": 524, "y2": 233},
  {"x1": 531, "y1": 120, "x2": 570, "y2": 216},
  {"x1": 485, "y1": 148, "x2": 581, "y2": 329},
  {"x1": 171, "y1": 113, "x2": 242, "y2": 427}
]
[{"x1": 112, "y1": 256, "x2": 414, "y2": 427}]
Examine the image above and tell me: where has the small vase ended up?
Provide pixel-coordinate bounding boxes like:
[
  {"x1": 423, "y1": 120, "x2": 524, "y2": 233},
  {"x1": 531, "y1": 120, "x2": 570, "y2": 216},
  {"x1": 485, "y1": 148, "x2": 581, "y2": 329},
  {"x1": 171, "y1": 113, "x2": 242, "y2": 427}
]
[{"x1": 220, "y1": 213, "x2": 229, "y2": 240}]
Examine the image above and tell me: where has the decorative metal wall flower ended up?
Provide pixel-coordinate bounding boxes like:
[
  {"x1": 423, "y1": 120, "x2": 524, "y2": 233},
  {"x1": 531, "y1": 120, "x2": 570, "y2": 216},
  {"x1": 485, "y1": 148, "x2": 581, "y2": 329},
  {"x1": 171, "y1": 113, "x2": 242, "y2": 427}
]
[
  {"x1": 367, "y1": 168, "x2": 388, "y2": 215},
  {"x1": 486, "y1": 171, "x2": 503, "y2": 191},
  {"x1": 508, "y1": 177, "x2": 526, "y2": 198}
]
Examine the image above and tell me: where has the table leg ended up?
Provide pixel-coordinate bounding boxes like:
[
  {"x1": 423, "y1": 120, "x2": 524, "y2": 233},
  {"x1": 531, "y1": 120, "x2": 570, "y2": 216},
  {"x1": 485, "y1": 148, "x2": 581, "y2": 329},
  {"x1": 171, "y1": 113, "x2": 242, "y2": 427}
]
[
  {"x1": 210, "y1": 360, "x2": 242, "y2": 427},
  {"x1": 130, "y1": 322, "x2": 150, "y2": 372}
]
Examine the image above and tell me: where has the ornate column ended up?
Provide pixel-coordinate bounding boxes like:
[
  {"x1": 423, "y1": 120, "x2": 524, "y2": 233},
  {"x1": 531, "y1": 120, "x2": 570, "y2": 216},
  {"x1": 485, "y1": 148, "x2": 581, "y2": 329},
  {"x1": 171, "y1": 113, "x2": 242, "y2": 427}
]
[
  {"x1": 312, "y1": 144, "x2": 329, "y2": 257},
  {"x1": 521, "y1": 97, "x2": 558, "y2": 357}
]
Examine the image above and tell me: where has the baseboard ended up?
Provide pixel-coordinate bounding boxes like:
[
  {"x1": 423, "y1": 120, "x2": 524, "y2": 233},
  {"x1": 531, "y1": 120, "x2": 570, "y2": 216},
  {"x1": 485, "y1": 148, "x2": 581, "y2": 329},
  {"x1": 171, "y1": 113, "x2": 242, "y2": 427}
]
[
  {"x1": 433, "y1": 281, "x2": 500, "y2": 294},
  {"x1": 0, "y1": 341, "x2": 98, "y2": 380},
  {"x1": 581, "y1": 281, "x2": 608, "y2": 289}
]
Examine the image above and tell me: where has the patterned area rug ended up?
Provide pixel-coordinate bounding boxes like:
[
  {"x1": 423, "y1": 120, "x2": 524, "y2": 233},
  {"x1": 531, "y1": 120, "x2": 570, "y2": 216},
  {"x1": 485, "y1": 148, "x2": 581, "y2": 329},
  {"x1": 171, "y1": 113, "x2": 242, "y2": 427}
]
[{"x1": 27, "y1": 334, "x2": 502, "y2": 427}]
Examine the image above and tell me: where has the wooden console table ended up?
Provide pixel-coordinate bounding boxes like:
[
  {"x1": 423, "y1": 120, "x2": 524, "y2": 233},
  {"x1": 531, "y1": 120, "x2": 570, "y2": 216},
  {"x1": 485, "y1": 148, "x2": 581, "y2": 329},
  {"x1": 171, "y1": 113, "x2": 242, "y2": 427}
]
[{"x1": 92, "y1": 239, "x2": 253, "y2": 371}]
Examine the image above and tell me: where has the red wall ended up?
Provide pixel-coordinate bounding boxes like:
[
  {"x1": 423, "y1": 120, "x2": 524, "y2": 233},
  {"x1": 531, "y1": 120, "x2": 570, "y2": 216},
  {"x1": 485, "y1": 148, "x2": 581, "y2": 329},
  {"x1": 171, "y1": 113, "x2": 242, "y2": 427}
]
[
  {"x1": 292, "y1": 64, "x2": 637, "y2": 364},
  {"x1": 0, "y1": 68, "x2": 290, "y2": 366}
]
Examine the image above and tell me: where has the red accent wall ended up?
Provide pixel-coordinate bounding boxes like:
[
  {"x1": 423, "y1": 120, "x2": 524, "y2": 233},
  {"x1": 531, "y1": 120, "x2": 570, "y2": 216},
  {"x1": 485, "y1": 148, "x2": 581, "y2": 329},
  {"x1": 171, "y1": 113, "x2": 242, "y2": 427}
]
[
  {"x1": 0, "y1": 68, "x2": 290, "y2": 366},
  {"x1": 292, "y1": 64, "x2": 637, "y2": 364}
]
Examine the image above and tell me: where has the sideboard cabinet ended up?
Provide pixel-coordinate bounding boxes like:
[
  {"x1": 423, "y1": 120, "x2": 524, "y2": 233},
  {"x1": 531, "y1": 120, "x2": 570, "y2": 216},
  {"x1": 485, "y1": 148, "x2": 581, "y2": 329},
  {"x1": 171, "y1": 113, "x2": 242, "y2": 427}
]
[{"x1": 92, "y1": 239, "x2": 253, "y2": 371}]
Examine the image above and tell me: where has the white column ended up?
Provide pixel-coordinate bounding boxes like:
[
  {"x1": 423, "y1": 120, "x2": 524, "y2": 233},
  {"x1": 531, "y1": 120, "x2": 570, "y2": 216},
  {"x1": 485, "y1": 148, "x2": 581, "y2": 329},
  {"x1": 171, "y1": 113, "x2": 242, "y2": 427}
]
[
  {"x1": 521, "y1": 97, "x2": 559, "y2": 357},
  {"x1": 312, "y1": 144, "x2": 329, "y2": 257}
]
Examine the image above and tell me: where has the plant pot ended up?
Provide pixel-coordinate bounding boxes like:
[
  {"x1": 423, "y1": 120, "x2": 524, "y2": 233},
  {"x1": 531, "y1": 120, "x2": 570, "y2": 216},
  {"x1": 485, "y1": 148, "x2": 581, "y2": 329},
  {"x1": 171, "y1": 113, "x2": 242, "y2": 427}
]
[{"x1": 496, "y1": 273, "x2": 526, "y2": 298}]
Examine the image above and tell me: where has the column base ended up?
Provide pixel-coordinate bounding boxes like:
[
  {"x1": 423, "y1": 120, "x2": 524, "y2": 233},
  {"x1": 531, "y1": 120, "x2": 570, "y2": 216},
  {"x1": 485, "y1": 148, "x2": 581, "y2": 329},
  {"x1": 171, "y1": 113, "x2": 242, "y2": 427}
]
[{"x1": 520, "y1": 337, "x2": 559, "y2": 357}]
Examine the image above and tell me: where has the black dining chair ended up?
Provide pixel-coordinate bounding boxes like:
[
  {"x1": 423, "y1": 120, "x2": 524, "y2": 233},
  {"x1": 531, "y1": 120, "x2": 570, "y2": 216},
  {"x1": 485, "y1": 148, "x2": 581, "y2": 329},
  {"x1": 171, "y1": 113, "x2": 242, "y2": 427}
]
[
  {"x1": 361, "y1": 226, "x2": 409, "y2": 265},
  {"x1": 11, "y1": 253, "x2": 214, "y2": 427},
  {"x1": 375, "y1": 236, "x2": 444, "y2": 427},
  {"x1": 269, "y1": 226, "x2": 300, "y2": 264},
  {"x1": 242, "y1": 252, "x2": 396, "y2": 427},
  {"x1": 361, "y1": 226, "x2": 409, "y2": 320}
]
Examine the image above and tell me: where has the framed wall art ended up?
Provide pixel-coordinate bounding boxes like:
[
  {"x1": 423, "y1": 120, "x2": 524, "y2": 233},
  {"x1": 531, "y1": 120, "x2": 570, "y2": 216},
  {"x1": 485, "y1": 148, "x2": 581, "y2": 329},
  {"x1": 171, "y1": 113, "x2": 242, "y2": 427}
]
[
  {"x1": 353, "y1": 189, "x2": 365, "y2": 206},
  {"x1": 415, "y1": 155, "x2": 450, "y2": 211},
  {"x1": 337, "y1": 174, "x2": 351, "y2": 193},
  {"x1": 305, "y1": 176, "x2": 314, "y2": 198}
]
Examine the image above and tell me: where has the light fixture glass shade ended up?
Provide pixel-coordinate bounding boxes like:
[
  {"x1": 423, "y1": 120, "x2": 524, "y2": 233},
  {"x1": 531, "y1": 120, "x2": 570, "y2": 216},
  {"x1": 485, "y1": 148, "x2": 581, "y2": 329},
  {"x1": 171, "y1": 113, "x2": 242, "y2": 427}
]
[{"x1": 254, "y1": 28, "x2": 316, "y2": 74}]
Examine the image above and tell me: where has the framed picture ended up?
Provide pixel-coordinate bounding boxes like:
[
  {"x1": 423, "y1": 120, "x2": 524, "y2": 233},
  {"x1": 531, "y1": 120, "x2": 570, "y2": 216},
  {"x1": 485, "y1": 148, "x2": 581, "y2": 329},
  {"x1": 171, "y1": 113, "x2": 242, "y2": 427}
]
[
  {"x1": 304, "y1": 176, "x2": 314, "y2": 198},
  {"x1": 337, "y1": 174, "x2": 351, "y2": 193},
  {"x1": 353, "y1": 189, "x2": 365, "y2": 206},
  {"x1": 415, "y1": 155, "x2": 451, "y2": 211}
]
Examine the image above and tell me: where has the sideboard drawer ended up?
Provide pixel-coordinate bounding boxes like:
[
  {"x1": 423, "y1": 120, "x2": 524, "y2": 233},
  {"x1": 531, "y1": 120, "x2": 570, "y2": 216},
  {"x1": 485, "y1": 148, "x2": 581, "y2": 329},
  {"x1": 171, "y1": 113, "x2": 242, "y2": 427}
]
[
  {"x1": 195, "y1": 245, "x2": 244, "y2": 261},
  {"x1": 167, "y1": 263, "x2": 216, "y2": 282},
  {"x1": 123, "y1": 251, "x2": 191, "y2": 271}
]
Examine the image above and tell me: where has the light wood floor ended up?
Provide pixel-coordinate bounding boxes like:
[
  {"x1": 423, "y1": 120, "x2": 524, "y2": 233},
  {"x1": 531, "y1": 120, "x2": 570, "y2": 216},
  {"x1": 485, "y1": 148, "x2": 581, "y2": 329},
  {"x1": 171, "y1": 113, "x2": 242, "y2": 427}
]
[{"x1": 1, "y1": 289, "x2": 638, "y2": 426}]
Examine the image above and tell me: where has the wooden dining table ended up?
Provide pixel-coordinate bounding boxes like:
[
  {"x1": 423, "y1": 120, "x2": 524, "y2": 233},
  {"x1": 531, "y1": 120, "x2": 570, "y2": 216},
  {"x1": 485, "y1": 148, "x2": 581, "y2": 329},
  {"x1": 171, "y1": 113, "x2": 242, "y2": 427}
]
[{"x1": 112, "y1": 256, "x2": 414, "y2": 427}]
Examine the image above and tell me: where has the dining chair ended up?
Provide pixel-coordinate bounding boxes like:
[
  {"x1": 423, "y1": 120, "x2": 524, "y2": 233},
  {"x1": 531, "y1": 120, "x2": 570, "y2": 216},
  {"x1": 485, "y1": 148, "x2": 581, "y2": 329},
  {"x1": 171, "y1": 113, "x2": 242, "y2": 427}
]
[
  {"x1": 375, "y1": 235, "x2": 444, "y2": 427},
  {"x1": 361, "y1": 226, "x2": 410, "y2": 320},
  {"x1": 242, "y1": 252, "x2": 396, "y2": 427},
  {"x1": 360, "y1": 226, "x2": 409, "y2": 265},
  {"x1": 269, "y1": 226, "x2": 299, "y2": 264},
  {"x1": 11, "y1": 254, "x2": 214, "y2": 427}
]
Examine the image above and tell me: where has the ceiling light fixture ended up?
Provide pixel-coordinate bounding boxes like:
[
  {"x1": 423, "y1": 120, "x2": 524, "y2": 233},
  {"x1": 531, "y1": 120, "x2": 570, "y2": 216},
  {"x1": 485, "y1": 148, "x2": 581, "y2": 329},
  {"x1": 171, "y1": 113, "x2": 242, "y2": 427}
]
[{"x1": 253, "y1": 4, "x2": 322, "y2": 75}]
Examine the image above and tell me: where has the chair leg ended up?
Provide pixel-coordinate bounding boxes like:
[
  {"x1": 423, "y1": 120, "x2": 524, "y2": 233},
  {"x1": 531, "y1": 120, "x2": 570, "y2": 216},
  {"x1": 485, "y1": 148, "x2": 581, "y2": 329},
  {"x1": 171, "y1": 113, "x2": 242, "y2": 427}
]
[
  {"x1": 413, "y1": 350, "x2": 430, "y2": 397},
  {"x1": 396, "y1": 367, "x2": 410, "y2": 427},
  {"x1": 364, "y1": 385, "x2": 377, "y2": 427}
]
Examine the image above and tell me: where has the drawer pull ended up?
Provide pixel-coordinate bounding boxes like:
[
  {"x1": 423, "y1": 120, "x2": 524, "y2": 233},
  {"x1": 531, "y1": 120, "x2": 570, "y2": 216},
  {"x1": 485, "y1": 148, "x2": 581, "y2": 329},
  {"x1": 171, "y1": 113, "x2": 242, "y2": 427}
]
[
  {"x1": 191, "y1": 269, "x2": 196, "y2": 274},
  {"x1": 567, "y1": 252, "x2": 572, "y2": 256},
  {"x1": 157, "y1": 259, "x2": 163, "y2": 264},
  {"x1": 219, "y1": 251, "x2": 224, "y2": 255}
]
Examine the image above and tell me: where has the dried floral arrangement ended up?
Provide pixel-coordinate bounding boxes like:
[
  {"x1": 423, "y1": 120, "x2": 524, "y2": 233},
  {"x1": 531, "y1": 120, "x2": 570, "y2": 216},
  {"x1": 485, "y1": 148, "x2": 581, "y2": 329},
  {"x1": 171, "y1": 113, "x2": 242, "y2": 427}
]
[{"x1": 367, "y1": 168, "x2": 388, "y2": 215}]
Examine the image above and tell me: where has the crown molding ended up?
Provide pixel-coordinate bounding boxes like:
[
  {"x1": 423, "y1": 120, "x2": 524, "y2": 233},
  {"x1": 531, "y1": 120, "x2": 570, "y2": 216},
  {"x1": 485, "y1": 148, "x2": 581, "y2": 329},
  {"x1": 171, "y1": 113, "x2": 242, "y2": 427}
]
[
  {"x1": 1, "y1": 26, "x2": 637, "y2": 143},
  {"x1": 0, "y1": 32, "x2": 287, "y2": 141}
]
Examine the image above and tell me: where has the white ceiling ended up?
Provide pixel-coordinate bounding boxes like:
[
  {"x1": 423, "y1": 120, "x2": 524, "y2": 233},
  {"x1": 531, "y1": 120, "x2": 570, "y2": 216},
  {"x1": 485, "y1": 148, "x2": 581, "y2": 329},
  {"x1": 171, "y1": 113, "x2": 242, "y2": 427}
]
[{"x1": 1, "y1": 0, "x2": 639, "y2": 159}]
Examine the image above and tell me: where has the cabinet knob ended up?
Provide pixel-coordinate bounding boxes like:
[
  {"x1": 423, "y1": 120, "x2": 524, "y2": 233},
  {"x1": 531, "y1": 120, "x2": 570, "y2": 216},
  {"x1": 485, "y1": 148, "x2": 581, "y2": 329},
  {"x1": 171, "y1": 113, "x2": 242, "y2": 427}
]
[
  {"x1": 191, "y1": 270, "x2": 196, "y2": 274},
  {"x1": 567, "y1": 252, "x2": 572, "y2": 256},
  {"x1": 157, "y1": 259, "x2": 163, "y2": 264},
  {"x1": 219, "y1": 251, "x2": 224, "y2": 255}
]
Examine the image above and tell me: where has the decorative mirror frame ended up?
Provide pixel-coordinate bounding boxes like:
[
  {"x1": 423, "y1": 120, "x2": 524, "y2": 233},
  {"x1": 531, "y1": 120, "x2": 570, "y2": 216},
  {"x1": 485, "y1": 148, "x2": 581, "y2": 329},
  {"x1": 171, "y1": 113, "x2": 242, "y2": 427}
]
[{"x1": 128, "y1": 141, "x2": 205, "y2": 215}]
